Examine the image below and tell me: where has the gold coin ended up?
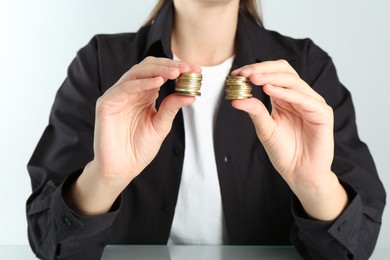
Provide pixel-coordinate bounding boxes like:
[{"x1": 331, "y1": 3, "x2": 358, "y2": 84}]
[
  {"x1": 177, "y1": 81, "x2": 201, "y2": 85},
  {"x1": 225, "y1": 93, "x2": 252, "y2": 97},
  {"x1": 176, "y1": 86, "x2": 202, "y2": 90},
  {"x1": 179, "y1": 76, "x2": 202, "y2": 80},
  {"x1": 226, "y1": 75, "x2": 247, "y2": 81},
  {"x1": 226, "y1": 80, "x2": 249, "y2": 85},
  {"x1": 176, "y1": 83, "x2": 201, "y2": 87},
  {"x1": 178, "y1": 79, "x2": 202, "y2": 83},
  {"x1": 175, "y1": 88, "x2": 201, "y2": 93},
  {"x1": 225, "y1": 75, "x2": 252, "y2": 100},
  {"x1": 176, "y1": 91, "x2": 201, "y2": 96},
  {"x1": 225, "y1": 92, "x2": 252, "y2": 96},
  {"x1": 226, "y1": 85, "x2": 252, "y2": 90},
  {"x1": 225, "y1": 95, "x2": 252, "y2": 100},
  {"x1": 175, "y1": 72, "x2": 203, "y2": 97},
  {"x1": 179, "y1": 72, "x2": 202, "y2": 79}
]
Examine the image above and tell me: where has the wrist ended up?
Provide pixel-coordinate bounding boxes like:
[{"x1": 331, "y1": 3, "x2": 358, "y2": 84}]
[
  {"x1": 293, "y1": 172, "x2": 349, "y2": 221},
  {"x1": 64, "y1": 161, "x2": 130, "y2": 216}
]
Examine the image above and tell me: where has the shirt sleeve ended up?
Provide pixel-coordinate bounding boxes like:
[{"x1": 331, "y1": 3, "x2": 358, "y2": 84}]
[
  {"x1": 26, "y1": 36, "x2": 121, "y2": 259},
  {"x1": 289, "y1": 39, "x2": 386, "y2": 260}
]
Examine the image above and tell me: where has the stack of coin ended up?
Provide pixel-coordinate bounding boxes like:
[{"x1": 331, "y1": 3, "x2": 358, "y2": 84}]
[
  {"x1": 225, "y1": 76, "x2": 253, "y2": 100},
  {"x1": 175, "y1": 72, "x2": 203, "y2": 96}
]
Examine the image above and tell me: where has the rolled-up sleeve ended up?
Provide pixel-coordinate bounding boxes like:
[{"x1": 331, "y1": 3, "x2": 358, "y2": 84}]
[
  {"x1": 289, "y1": 39, "x2": 386, "y2": 260},
  {"x1": 26, "y1": 36, "x2": 121, "y2": 259}
]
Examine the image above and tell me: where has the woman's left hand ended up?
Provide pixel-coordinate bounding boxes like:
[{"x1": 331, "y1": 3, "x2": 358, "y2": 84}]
[{"x1": 231, "y1": 60, "x2": 348, "y2": 221}]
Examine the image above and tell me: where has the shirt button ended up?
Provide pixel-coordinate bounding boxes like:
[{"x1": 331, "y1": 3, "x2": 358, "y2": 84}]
[
  {"x1": 332, "y1": 240, "x2": 341, "y2": 246},
  {"x1": 224, "y1": 156, "x2": 229, "y2": 163},
  {"x1": 64, "y1": 216, "x2": 72, "y2": 226},
  {"x1": 337, "y1": 220, "x2": 347, "y2": 232}
]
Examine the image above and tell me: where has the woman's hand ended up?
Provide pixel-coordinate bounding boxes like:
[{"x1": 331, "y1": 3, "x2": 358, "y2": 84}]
[
  {"x1": 93, "y1": 57, "x2": 199, "y2": 182},
  {"x1": 231, "y1": 60, "x2": 348, "y2": 221},
  {"x1": 66, "y1": 57, "x2": 200, "y2": 215}
]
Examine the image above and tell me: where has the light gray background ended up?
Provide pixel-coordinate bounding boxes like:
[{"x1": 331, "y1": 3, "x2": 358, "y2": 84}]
[{"x1": 1, "y1": 0, "x2": 388, "y2": 251}]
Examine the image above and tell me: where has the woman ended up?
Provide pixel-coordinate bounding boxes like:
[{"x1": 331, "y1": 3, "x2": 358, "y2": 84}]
[{"x1": 27, "y1": 0, "x2": 386, "y2": 259}]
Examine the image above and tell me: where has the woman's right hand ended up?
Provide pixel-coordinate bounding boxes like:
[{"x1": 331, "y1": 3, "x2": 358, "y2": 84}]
[{"x1": 66, "y1": 57, "x2": 200, "y2": 215}]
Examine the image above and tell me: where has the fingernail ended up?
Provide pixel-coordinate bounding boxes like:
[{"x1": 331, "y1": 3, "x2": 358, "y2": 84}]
[
  {"x1": 231, "y1": 69, "x2": 239, "y2": 75},
  {"x1": 191, "y1": 65, "x2": 201, "y2": 72},
  {"x1": 178, "y1": 64, "x2": 188, "y2": 70},
  {"x1": 267, "y1": 84, "x2": 275, "y2": 90},
  {"x1": 238, "y1": 68, "x2": 253, "y2": 77}
]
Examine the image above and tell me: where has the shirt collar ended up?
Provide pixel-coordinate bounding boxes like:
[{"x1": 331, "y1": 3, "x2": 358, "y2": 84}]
[
  {"x1": 234, "y1": 11, "x2": 297, "y2": 68},
  {"x1": 143, "y1": 1, "x2": 297, "y2": 65},
  {"x1": 143, "y1": 1, "x2": 174, "y2": 59}
]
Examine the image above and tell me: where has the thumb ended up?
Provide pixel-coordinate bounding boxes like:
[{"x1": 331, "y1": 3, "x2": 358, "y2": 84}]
[
  {"x1": 153, "y1": 93, "x2": 195, "y2": 138},
  {"x1": 231, "y1": 97, "x2": 276, "y2": 143}
]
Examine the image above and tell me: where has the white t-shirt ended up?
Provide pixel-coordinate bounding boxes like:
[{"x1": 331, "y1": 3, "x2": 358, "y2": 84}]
[{"x1": 168, "y1": 55, "x2": 234, "y2": 245}]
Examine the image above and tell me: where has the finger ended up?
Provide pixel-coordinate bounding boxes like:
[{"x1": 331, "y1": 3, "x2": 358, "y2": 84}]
[
  {"x1": 263, "y1": 84, "x2": 331, "y2": 123},
  {"x1": 116, "y1": 63, "x2": 200, "y2": 89},
  {"x1": 139, "y1": 56, "x2": 201, "y2": 74},
  {"x1": 250, "y1": 73, "x2": 324, "y2": 102},
  {"x1": 152, "y1": 94, "x2": 196, "y2": 139},
  {"x1": 122, "y1": 62, "x2": 201, "y2": 83},
  {"x1": 232, "y1": 60, "x2": 298, "y2": 77},
  {"x1": 126, "y1": 63, "x2": 186, "y2": 81},
  {"x1": 140, "y1": 56, "x2": 199, "y2": 69},
  {"x1": 231, "y1": 98, "x2": 276, "y2": 143},
  {"x1": 106, "y1": 77, "x2": 165, "y2": 100},
  {"x1": 127, "y1": 64, "x2": 183, "y2": 81}
]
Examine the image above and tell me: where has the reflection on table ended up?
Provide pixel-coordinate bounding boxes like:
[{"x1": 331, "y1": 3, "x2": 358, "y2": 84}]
[
  {"x1": 101, "y1": 245, "x2": 302, "y2": 260},
  {"x1": 0, "y1": 245, "x2": 388, "y2": 259}
]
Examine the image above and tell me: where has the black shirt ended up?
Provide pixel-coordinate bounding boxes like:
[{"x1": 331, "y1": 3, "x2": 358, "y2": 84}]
[{"x1": 27, "y1": 2, "x2": 386, "y2": 260}]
